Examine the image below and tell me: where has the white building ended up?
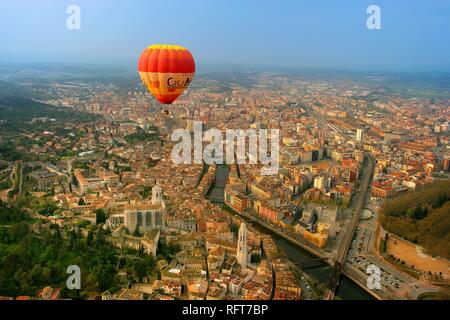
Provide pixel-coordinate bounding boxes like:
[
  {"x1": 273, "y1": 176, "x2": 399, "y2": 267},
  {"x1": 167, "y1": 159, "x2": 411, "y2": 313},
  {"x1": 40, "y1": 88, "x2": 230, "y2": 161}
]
[
  {"x1": 314, "y1": 176, "x2": 325, "y2": 189},
  {"x1": 356, "y1": 128, "x2": 364, "y2": 142},
  {"x1": 124, "y1": 184, "x2": 166, "y2": 233}
]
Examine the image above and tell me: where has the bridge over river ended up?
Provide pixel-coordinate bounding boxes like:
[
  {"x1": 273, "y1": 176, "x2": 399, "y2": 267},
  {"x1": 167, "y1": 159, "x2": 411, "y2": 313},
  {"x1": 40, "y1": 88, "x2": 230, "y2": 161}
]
[{"x1": 207, "y1": 164, "x2": 375, "y2": 300}]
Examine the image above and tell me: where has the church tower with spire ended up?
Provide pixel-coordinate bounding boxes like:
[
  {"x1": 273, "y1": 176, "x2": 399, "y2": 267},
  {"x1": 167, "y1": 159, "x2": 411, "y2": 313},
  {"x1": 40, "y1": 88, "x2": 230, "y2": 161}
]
[{"x1": 236, "y1": 222, "x2": 248, "y2": 269}]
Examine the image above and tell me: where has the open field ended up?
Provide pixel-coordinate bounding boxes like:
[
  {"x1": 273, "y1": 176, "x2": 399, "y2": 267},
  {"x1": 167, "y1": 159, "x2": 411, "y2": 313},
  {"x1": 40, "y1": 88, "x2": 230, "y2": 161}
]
[{"x1": 386, "y1": 234, "x2": 450, "y2": 279}]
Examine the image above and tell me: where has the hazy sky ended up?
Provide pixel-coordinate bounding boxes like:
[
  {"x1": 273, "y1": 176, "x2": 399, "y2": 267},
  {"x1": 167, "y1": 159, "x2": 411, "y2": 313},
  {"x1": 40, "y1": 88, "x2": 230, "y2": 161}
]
[{"x1": 1, "y1": 0, "x2": 449, "y2": 71}]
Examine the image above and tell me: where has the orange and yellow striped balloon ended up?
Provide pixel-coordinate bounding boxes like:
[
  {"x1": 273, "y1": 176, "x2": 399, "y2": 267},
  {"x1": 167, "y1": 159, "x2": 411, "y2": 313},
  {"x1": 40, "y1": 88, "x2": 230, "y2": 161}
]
[{"x1": 138, "y1": 44, "x2": 195, "y2": 104}]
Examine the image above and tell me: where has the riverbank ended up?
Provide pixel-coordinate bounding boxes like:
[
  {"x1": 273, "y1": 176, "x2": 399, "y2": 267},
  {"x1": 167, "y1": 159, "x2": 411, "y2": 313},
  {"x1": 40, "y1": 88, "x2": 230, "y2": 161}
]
[
  {"x1": 222, "y1": 204, "x2": 327, "y2": 260},
  {"x1": 228, "y1": 203, "x2": 377, "y2": 300},
  {"x1": 209, "y1": 164, "x2": 375, "y2": 300}
]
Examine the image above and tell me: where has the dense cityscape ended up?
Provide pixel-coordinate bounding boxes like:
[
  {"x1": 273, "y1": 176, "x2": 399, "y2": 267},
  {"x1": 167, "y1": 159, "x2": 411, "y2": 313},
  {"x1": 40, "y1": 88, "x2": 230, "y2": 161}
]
[{"x1": 0, "y1": 65, "x2": 448, "y2": 301}]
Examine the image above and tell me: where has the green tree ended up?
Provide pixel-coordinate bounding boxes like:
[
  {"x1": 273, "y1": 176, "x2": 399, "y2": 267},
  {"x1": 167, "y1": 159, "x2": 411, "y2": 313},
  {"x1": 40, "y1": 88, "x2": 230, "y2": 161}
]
[
  {"x1": 231, "y1": 224, "x2": 239, "y2": 237},
  {"x1": 95, "y1": 209, "x2": 107, "y2": 225},
  {"x1": 85, "y1": 231, "x2": 93, "y2": 247},
  {"x1": 132, "y1": 229, "x2": 140, "y2": 237},
  {"x1": 133, "y1": 260, "x2": 148, "y2": 281},
  {"x1": 10, "y1": 221, "x2": 29, "y2": 241},
  {"x1": 139, "y1": 186, "x2": 152, "y2": 199},
  {"x1": 96, "y1": 264, "x2": 116, "y2": 292}
]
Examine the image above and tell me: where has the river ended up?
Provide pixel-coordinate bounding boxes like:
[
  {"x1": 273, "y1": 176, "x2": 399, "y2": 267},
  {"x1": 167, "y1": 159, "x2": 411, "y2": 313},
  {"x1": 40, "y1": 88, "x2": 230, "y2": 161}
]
[{"x1": 206, "y1": 164, "x2": 374, "y2": 300}]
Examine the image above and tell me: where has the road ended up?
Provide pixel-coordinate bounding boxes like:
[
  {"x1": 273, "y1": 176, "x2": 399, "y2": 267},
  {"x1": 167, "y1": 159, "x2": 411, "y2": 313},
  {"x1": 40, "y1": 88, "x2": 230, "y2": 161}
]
[
  {"x1": 288, "y1": 261, "x2": 317, "y2": 300},
  {"x1": 303, "y1": 103, "x2": 381, "y2": 299},
  {"x1": 324, "y1": 155, "x2": 375, "y2": 300},
  {"x1": 0, "y1": 161, "x2": 21, "y2": 201},
  {"x1": 353, "y1": 210, "x2": 442, "y2": 299}
]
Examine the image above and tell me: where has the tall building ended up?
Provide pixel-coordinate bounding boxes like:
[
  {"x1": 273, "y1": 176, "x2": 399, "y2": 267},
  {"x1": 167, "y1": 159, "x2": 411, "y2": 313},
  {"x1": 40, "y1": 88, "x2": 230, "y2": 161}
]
[
  {"x1": 313, "y1": 175, "x2": 325, "y2": 189},
  {"x1": 356, "y1": 128, "x2": 364, "y2": 142},
  {"x1": 236, "y1": 222, "x2": 248, "y2": 269}
]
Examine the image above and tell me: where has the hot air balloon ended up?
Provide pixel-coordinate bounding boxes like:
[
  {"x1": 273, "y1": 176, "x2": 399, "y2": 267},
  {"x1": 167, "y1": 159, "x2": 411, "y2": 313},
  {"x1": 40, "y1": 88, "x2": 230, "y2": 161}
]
[{"x1": 138, "y1": 44, "x2": 195, "y2": 104}]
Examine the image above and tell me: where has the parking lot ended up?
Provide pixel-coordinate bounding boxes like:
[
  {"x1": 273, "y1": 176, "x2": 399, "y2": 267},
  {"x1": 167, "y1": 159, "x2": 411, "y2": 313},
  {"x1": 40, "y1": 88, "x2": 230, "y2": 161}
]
[{"x1": 346, "y1": 227, "x2": 406, "y2": 292}]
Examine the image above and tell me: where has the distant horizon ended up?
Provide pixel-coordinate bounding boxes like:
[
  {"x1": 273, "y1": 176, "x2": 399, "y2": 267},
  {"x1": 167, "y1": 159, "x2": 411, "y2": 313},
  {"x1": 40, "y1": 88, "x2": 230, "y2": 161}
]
[
  {"x1": 2, "y1": 59, "x2": 450, "y2": 76},
  {"x1": 1, "y1": 0, "x2": 450, "y2": 73}
]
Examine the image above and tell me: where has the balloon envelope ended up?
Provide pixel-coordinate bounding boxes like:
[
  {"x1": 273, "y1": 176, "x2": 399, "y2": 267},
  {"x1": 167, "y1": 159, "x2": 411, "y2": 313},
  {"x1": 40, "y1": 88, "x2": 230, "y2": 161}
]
[{"x1": 138, "y1": 44, "x2": 195, "y2": 104}]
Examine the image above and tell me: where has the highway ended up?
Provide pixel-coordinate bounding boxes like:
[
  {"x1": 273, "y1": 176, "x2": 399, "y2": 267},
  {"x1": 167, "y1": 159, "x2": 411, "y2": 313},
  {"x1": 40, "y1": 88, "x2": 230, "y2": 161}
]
[{"x1": 324, "y1": 155, "x2": 375, "y2": 300}]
